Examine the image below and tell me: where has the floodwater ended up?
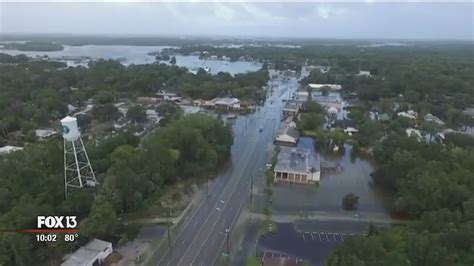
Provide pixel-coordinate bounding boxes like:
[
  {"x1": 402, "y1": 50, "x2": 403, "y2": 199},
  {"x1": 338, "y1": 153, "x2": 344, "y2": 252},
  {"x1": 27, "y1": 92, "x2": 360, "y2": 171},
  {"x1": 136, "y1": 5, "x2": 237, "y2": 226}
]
[
  {"x1": 0, "y1": 44, "x2": 262, "y2": 74},
  {"x1": 269, "y1": 140, "x2": 394, "y2": 216}
]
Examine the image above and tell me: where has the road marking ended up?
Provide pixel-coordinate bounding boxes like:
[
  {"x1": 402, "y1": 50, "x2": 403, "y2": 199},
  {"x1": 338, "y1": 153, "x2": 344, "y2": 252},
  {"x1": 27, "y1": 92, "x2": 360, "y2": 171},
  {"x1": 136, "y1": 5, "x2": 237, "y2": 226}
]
[
  {"x1": 318, "y1": 232, "x2": 322, "y2": 241},
  {"x1": 332, "y1": 233, "x2": 337, "y2": 241},
  {"x1": 325, "y1": 233, "x2": 329, "y2": 242},
  {"x1": 210, "y1": 145, "x2": 269, "y2": 265},
  {"x1": 157, "y1": 139, "x2": 258, "y2": 266},
  {"x1": 171, "y1": 133, "x2": 261, "y2": 266},
  {"x1": 310, "y1": 232, "x2": 314, "y2": 240},
  {"x1": 302, "y1": 233, "x2": 306, "y2": 241}
]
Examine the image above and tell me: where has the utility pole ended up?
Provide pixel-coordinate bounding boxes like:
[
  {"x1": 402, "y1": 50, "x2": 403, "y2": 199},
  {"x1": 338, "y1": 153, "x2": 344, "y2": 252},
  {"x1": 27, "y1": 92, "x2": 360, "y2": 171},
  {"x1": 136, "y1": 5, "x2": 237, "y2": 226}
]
[
  {"x1": 167, "y1": 208, "x2": 172, "y2": 254},
  {"x1": 225, "y1": 228, "x2": 230, "y2": 258},
  {"x1": 250, "y1": 175, "x2": 254, "y2": 205}
]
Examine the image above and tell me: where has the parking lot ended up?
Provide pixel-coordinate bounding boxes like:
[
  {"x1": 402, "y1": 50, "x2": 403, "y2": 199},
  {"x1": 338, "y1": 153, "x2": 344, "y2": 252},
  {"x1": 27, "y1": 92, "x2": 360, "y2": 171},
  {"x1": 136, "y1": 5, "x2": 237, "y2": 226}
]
[
  {"x1": 258, "y1": 223, "x2": 362, "y2": 265},
  {"x1": 297, "y1": 231, "x2": 356, "y2": 243}
]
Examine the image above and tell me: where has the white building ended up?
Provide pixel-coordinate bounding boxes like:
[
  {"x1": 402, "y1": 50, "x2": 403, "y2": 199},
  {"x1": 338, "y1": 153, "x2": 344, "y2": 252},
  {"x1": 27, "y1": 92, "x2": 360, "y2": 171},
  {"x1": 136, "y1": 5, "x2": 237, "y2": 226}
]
[
  {"x1": 275, "y1": 126, "x2": 299, "y2": 146},
  {"x1": 214, "y1": 98, "x2": 241, "y2": 110},
  {"x1": 62, "y1": 239, "x2": 113, "y2": 266},
  {"x1": 356, "y1": 70, "x2": 372, "y2": 77},
  {"x1": 0, "y1": 145, "x2": 23, "y2": 155},
  {"x1": 35, "y1": 129, "x2": 58, "y2": 140},
  {"x1": 424, "y1": 113, "x2": 445, "y2": 126},
  {"x1": 274, "y1": 147, "x2": 321, "y2": 184},
  {"x1": 406, "y1": 128, "x2": 423, "y2": 141},
  {"x1": 397, "y1": 110, "x2": 418, "y2": 120},
  {"x1": 308, "y1": 84, "x2": 342, "y2": 90}
]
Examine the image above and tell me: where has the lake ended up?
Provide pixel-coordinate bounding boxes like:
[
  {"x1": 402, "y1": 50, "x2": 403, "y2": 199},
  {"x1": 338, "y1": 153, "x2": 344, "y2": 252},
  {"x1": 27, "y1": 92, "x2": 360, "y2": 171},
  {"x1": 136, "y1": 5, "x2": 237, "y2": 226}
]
[{"x1": 0, "y1": 44, "x2": 262, "y2": 75}]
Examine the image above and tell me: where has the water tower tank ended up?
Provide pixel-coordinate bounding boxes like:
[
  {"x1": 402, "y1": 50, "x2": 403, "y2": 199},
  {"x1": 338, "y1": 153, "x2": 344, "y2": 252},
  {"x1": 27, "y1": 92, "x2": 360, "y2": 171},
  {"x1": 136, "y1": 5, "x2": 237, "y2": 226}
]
[{"x1": 60, "y1": 116, "x2": 80, "y2": 141}]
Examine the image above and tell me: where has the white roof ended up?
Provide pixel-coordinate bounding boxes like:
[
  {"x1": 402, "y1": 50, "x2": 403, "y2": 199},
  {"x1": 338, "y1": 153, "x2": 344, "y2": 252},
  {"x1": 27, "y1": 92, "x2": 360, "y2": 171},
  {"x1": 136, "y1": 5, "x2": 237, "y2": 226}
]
[
  {"x1": 62, "y1": 239, "x2": 111, "y2": 266},
  {"x1": 328, "y1": 106, "x2": 339, "y2": 114},
  {"x1": 61, "y1": 116, "x2": 77, "y2": 123},
  {"x1": 35, "y1": 129, "x2": 58, "y2": 138},
  {"x1": 308, "y1": 84, "x2": 342, "y2": 90},
  {"x1": 0, "y1": 145, "x2": 23, "y2": 154}
]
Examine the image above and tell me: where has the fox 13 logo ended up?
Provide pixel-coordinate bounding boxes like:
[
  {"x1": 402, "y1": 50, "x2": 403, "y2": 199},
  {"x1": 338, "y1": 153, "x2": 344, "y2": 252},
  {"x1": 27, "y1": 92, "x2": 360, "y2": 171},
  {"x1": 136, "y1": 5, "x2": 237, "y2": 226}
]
[{"x1": 37, "y1": 216, "x2": 77, "y2": 229}]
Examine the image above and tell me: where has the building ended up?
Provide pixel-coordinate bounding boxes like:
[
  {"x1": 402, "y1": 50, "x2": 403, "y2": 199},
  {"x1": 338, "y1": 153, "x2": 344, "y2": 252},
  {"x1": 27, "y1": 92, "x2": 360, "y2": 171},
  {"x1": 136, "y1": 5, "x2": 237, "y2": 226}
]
[
  {"x1": 397, "y1": 110, "x2": 417, "y2": 120},
  {"x1": 136, "y1": 96, "x2": 161, "y2": 104},
  {"x1": 308, "y1": 83, "x2": 342, "y2": 90},
  {"x1": 62, "y1": 239, "x2": 113, "y2": 266},
  {"x1": 282, "y1": 101, "x2": 301, "y2": 116},
  {"x1": 356, "y1": 70, "x2": 372, "y2": 77},
  {"x1": 274, "y1": 147, "x2": 320, "y2": 184},
  {"x1": 35, "y1": 129, "x2": 58, "y2": 140},
  {"x1": 424, "y1": 113, "x2": 445, "y2": 126},
  {"x1": 214, "y1": 97, "x2": 241, "y2": 110},
  {"x1": 406, "y1": 128, "x2": 422, "y2": 141},
  {"x1": 0, "y1": 145, "x2": 23, "y2": 155},
  {"x1": 275, "y1": 126, "x2": 300, "y2": 146}
]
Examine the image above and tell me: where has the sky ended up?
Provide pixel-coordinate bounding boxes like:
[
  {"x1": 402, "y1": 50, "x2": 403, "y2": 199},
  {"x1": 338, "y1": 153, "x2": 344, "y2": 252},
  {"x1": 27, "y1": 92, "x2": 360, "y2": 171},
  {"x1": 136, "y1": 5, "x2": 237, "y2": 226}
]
[{"x1": 0, "y1": 1, "x2": 473, "y2": 40}]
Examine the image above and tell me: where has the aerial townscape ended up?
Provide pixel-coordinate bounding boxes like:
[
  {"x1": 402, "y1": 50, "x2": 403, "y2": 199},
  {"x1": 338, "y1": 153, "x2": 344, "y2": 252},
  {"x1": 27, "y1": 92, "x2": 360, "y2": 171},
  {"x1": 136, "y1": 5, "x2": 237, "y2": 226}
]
[{"x1": 0, "y1": 2, "x2": 473, "y2": 266}]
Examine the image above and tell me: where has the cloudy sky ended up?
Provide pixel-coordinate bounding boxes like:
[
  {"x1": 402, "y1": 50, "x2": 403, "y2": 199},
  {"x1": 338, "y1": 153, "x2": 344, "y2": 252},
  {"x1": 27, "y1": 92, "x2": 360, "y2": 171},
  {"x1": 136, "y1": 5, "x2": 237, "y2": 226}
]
[{"x1": 0, "y1": 1, "x2": 473, "y2": 40}]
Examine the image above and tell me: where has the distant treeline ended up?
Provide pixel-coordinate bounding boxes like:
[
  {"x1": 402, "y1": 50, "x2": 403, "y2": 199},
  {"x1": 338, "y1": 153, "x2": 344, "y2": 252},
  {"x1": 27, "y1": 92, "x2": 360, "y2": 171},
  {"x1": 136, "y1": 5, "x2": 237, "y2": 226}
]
[{"x1": 2, "y1": 41, "x2": 64, "y2": 51}]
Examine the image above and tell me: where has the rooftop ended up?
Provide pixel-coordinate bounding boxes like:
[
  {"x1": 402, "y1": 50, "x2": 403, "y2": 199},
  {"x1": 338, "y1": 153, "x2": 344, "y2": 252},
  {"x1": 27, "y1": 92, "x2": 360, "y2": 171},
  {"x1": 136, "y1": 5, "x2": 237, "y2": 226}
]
[
  {"x1": 277, "y1": 126, "x2": 299, "y2": 140},
  {"x1": 0, "y1": 145, "x2": 23, "y2": 155},
  {"x1": 283, "y1": 101, "x2": 300, "y2": 111},
  {"x1": 274, "y1": 147, "x2": 320, "y2": 175},
  {"x1": 62, "y1": 239, "x2": 111, "y2": 266}
]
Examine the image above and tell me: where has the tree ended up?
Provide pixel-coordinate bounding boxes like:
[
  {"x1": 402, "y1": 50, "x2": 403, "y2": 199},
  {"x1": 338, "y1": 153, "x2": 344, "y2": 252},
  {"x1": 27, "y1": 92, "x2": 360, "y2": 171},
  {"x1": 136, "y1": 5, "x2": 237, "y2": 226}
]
[
  {"x1": 156, "y1": 102, "x2": 183, "y2": 125},
  {"x1": 342, "y1": 193, "x2": 359, "y2": 210},
  {"x1": 79, "y1": 201, "x2": 118, "y2": 238},
  {"x1": 126, "y1": 105, "x2": 147, "y2": 123},
  {"x1": 170, "y1": 56, "x2": 176, "y2": 65},
  {"x1": 298, "y1": 113, "x2": 326, "y2": 132},
  {"x1": 91, "y1": 104, "x2": 121, "y2": 122}
]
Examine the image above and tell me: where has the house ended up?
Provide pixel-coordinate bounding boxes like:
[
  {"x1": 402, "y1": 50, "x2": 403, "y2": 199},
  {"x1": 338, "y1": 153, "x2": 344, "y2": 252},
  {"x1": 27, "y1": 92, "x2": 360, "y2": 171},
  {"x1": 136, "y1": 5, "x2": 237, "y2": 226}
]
[
  {"x1": 274, "y1": 147, "x2": 321, "y2": 184},
  {"x1": 146, "y1": 109, "x2": 161, "y2": 122},
  {"x1": 156, "y1": 91, "x2": 177, "y2": 99},
  {"x1": 397, "y1": 110, "x2": 417, "y2": 120},
  {"x1": 406, "y1": 128, "x2": 422, "y2": 141},
  {"x1": 344, "y1": 127, "x2": 359, "y2": 136},
  {"x1": 61, "y1": 239, "x2": 113, "y2": 266},
  {"x1": 332, "y1": 119, "x2": 358, "y2": 130},
  {"x1": 283, "y1": 101, "x2": 301, "y2": 116},
  {"x1": 424, "y1": 113, "x2": 445, "y2": 126},
  {"x1": 67, "y1": 104, "x2": 78, "y2": 113},
  {"x1": 275, "y1": 126, "x2": 300, "y2": 146},
  {"x1": 214, "y1": 98, "x2": 241, "y2": 110},
  {"x1": 328, "y1": 106, "x2": 339, "y2": 117},
  {"x1": 136, "y1": 97, "x2": 161, "y2": 104},
  {"x1": 35, "y1": 129, "x2": 58, "y2": 140},
  {"x1": 378, "y1": 113, "x2": 391, "y2": 121},
  {"x1": 308, "y1": 84, "x2": 342, "y2": 91},
  {"x1": 0, "y1": 145, "x2": 23, "y2": 155},
  {"x1": 356, "y1": 70, "x2": 372, "y2": 77}
]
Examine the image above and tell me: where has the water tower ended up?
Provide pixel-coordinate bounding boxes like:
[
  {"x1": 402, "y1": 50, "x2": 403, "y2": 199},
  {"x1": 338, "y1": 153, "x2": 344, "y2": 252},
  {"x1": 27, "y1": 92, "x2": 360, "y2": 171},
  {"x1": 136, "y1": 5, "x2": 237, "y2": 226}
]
[{"x1": 61, "y1": 116, "x2": 97, "y2": 198}]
